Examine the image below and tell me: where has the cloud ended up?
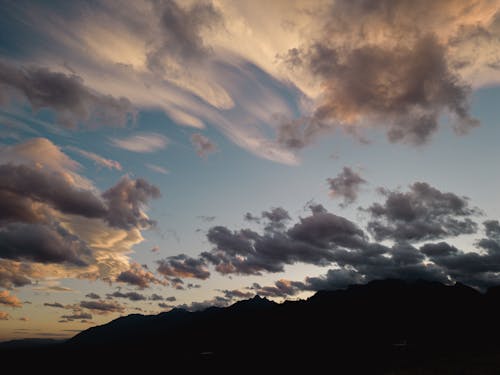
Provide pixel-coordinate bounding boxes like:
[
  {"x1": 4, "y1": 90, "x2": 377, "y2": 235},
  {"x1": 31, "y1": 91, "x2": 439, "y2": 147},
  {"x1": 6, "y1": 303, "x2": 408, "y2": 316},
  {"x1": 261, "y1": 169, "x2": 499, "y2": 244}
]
[
  {"x1": 0, "y1": 311, "x2": 10, "y2": 320},
  {"x1": 201, "y1": 209, "x2": 367, "y2": 275},
  {"x1": 250, "y1": 279, "x2": 306, "y2": 298},
  {"x1": 149, "y1": 294, "x2": 163, "y2": 301},
  {"x1": 0, "y1": 60, "x2": 134, "y2": 128},
  {"x1": 85, "y1": 293, "x2": 101, "y2": 300},
  {"x1": 0, "y1": 290, "x2": 22, "y2": 307},
  {"x1": 165, "y1": 296, "x2": 176, "y2": 302},
  {"x1": 190, "y1": 133, "x2": 218, "y2": 158},
  {"x1": 327, "y1": 167, "x2": 367, "y2": 207},
  {"x1": 110, "y1": 133, "x2": 169, "y2": 153},
  {"x1": 274, "y1": 0, "x2": 498, "y2": 149},
  {"x1": 107, "y1": 291, "x2": 146, "y2": 301},
  {"x1": 0, "y1": 222, "x2": 92, "y2": 266},
  {"x1": 80, "y1": 300, "x2": 124, "y2": 314},
  {"x1": 116, "y1": 262, "x2": 164, "y2": 289},
  {"x1": 19, "y1": 317, "x2": 29, "y2": 322},
  {"x1": 0, "y1": 163, "x2": 108, "y2": 221},
  {"x1": 0, "y1": 260, "x2": 31, "y2": 288},
  {"x1": 60, "y1": 312, "x2": 93, "y2": 321},
  {"x1": 145, "y1": 164, "x2": 169, "y2": 175},
  {"x1": 44, "y1": 302, "x2": 65, "y2": 308},
  {"x1": 220, "y1": 289, "x2": 254, "y2": 300},
  {"x1": 102, "y1": 176, "x2": 161, "y2": 230},
  {"x1": 0, "y1": 138, "x2": 160, "y2": 287},
  {"x1": 66, "y1": 146, "x2": 122, "y2": 170},
  {"x1": 147, "y1": 0, "x2": 223, "y2": 70},
  {"x1": 364, "y1": 182, "x2": 480, "y2": 242},
  {"x1": 157, "y1": 254, "x2": 210, "y2": 280}
]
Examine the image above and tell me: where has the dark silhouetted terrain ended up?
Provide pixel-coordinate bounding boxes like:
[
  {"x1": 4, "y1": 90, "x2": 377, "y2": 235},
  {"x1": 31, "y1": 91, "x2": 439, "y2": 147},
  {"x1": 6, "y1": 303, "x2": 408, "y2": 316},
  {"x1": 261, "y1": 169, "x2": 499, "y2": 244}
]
[{"x1": 4, "y1": 279, "x2": 500, "y2": 373}]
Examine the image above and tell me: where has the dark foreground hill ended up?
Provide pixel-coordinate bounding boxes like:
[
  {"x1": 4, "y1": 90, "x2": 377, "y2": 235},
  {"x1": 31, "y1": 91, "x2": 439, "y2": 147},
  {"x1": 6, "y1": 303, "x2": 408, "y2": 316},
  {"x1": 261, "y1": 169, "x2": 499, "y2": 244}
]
[{"x1": 4, "y1": 279, "x2": 500, "y2": 373}]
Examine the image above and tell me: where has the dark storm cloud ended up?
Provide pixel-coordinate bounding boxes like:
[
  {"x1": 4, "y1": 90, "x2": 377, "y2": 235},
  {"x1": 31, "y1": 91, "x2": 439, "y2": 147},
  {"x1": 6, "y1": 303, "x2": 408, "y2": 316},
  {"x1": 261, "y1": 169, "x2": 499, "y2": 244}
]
[
  {"x1": 0, "y1": 60, "x2": 134, "y2": 128},
  {"x1": 85, "y1": 293, "x2": 101, "y2": 300},
  {"x1": 277, "y1": 1, "x2": 479, "y2": 148},
  {"x1": 0, "y1": 222, "x2": 92, "y2": 266},
  {"x1": 107, "y1": 291, "x2": 146, "y2": 301},
  {"x1": 147, "y1": 0, "x2": 223, "y2": 71},
  {"x1": 190, "y1": 133, "x2": 218, "y2": 158},
  {"x1": 116, "y1": 263, "x2": 164, "y2": 289},
  {"x1": 327, "y1": 167, "x2": 367, "y2": 207},
  {"x1": 102, "y1": 176, "x2": 161, "y2": 230},
  {"x1": 156, "y1": 254, "x2": 210, "y2": 280},
  {"x1": 364, "y1": 182, "x2": 479, "y2": 242},
  {"x1": 80, "y1": 300, "x2": 124, "y2": 314}
]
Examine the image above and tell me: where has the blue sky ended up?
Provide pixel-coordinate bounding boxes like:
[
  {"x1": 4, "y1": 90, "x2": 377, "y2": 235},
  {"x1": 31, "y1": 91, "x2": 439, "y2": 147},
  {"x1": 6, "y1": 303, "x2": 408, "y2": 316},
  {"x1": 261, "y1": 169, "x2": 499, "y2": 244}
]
[{"x1": 1, "y1": 0, "x2": 500, "y2": 340}]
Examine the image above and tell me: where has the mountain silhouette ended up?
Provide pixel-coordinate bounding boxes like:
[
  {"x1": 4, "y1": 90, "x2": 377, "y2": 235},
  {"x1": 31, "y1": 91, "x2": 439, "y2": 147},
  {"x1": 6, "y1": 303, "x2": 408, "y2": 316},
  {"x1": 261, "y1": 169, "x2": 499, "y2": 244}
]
[{"x1": 4, "y1": 279, "x2": 500, "y2": 373}]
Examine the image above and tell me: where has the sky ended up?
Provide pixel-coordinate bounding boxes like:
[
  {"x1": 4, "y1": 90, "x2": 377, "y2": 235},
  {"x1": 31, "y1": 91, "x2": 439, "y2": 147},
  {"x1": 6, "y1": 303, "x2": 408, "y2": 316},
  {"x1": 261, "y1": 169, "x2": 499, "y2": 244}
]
[{"x1": 0, "y1": 0, "x2": 500, "y2": 341}]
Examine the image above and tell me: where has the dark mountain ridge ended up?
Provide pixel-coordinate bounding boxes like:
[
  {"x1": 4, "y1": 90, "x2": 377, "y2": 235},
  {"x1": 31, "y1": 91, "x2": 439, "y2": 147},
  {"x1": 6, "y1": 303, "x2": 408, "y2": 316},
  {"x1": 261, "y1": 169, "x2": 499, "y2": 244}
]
[{"x1": 4, "y1": 279, "x2": 500, "y2": 373}]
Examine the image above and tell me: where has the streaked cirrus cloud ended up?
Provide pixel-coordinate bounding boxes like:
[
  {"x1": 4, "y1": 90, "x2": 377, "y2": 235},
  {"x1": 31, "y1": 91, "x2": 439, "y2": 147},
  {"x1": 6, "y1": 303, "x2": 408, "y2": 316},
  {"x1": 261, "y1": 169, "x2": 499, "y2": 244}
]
[{"x1": 110, "y1": 133, "x2": 169, "y2": 153}]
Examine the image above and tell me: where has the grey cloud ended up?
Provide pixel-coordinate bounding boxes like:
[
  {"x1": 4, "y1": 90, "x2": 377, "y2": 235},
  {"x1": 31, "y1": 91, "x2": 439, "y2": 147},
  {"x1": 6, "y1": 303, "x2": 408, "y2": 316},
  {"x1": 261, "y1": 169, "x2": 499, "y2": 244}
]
[
  {"x1": 0, "y1": 164, "x2": 107, "y2": 221},
  {"x1": 80, "y1": 300, "x2": 124, "y2": 314},
  {"x1": 148, "y1": 0, "x2": 223, "y2": 71},
  {"x1": 149, "y1": 294, "x2": 163, "y2": 301},
  {"x1": 44, "y1": 302, "x2": 65, "y2": 308},
  {"x1": 484, "y1": 220, "x2": 500, "y2": 239},
  {"x1": 202, "y1": 211, "x2": 368, "y2": 275},
  {"x1": 277, "y1": 1, "x2": 479, "y2": 149},
  {"x1": 288, "y1": 211, "x2": 367, "y2": 250},
  {"x1": 220, "y1": 289, "x2": 254, "y2": 300},
  {"x1": 85, "y1": 293, "x2": 101, "y2": 300},
  {"x1": 165, "y1": 296, "x2": 176, "y2": 302},
  {"x1": 364, "y1": 182, "x2": 479, "y2": 242},
  {"x1": 158, "y1": 302, "x2": 173, "y2": 309},
  {"x1": 0, "y1": 261, "x2": 31, "y2": 289},
  {"x1": 176, "y1": 296, "x2": 231, "y2": 312},
  {"x1": 262, "y1": 207, "x2": 291, "y2": 231},
  {"x1": 190, "y1": 133, "x2": 218, "y2": 158},
  {"x1": 107, "y1": 291, "x2": 146, "y2": 301},
  {"x1": 0, "y1": 222, "x2": 92, "y2": 266},
  {"x1": 327, "y1": 167, "x2": 367, "y2": 207},
  {"x1": 103, "y1": 176, "x2": 161, "y2": 230},
  {"x1": 61, "y1": 312, "x2": 92, "y2": 321},
  {"x1": 157, "y1": 254, "x2": 210, "y2": 280},
  {"x1": 250, "y1": 279, "x2": 306, "y2": 298},
  {"x1": 0, "y1": 164, "x2": 160, "y2": 231},
  {"x1": 305, "y1": 269, "x2": 365, "y2": 292},
  {"x1": 0, "y1": 60, "x2": 134, "y2": 128},
  {"x1": 116, "y1": 263, "x2": 163, "y2": 289}
]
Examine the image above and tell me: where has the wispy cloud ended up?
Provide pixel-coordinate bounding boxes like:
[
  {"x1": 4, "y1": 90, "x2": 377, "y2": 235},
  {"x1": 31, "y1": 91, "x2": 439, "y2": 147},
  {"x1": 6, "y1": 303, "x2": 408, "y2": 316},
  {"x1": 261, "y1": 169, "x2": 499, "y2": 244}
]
[
  {"x1": 66, "y1": 146, "x2": 122, "y2": 170},
  {"x1": 146, "y1": 163, "x2": 169, "y2": 175},
  {"x1": 110, "y1": 133, "x2": 169, "y2": 153}
]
